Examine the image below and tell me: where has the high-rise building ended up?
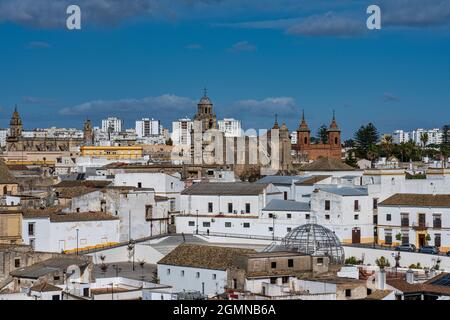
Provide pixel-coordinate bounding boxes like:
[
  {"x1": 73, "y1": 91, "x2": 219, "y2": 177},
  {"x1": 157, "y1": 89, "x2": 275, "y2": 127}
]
[
  {"x1": 101, "y1": 117, "x2": 123, "y2": 133},
  {"x1": 135, "y1": 118, "x2": 161, "y2": 138},
  {"x1": 218, "y1": 118, "x2": 242, "y2": 137},
  {"x1": 172, "y1": 118, "x2": 193, "y2": 146}
]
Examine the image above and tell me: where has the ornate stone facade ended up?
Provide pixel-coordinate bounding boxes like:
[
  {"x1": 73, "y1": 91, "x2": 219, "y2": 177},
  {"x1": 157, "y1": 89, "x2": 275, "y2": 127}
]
[{"x1": 5, "y1": 108, "x2": 92, "y2": 152}]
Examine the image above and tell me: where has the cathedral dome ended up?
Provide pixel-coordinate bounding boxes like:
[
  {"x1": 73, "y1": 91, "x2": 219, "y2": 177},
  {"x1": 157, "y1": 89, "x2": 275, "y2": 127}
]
[{"x1": 199, "y1": 96, "x2": 212, "y2": 105}]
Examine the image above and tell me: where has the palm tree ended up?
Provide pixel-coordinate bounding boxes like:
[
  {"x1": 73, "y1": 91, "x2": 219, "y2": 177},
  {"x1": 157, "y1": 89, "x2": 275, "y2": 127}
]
[
  {"x1": 381, "y1": 135, "x2": 394, "y2": 157},
  {"x1": 420, "y1": 132, "x2": 429, "y2": 149}
]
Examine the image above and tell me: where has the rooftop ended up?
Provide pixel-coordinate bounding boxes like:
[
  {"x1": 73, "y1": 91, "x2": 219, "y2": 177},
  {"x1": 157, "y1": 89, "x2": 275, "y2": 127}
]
[
  {"x1": 316, "y1": 185, "x2": 369, "y2": 197},
  {"x1": 30, "y1": 282, "x2": 63, "y2": 292},
  {"x1": 10, "y1": 257, "x2": 90, "y2": 279},
  {"x1": 263, "y1": 199, "x2": 310, "y2": 212},
  {"x1": 23, "y1": 209, "x2": 120, "y2": 222},
  {"x1": 158, "y1": 244, "x2": 255, "y2": 270},
  {"x1": 298, "y1": 157, "x2": 356, "y2": 172},
  {"x1": 379, "y1": 194, "x2": 450, "y2": 207},
  {"x1": 181, "y1": 182, "x2": 274, "y2": 196}
]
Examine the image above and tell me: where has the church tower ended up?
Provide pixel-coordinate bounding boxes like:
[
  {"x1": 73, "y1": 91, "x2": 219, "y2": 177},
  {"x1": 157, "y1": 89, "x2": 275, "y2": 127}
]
[
  {"x1": 327, "y1": 111, "x2": 341, "y2": 148},
  {"x1": 279, "y1": 122, "x2": 292, "y2": 170},
  {"x1": 193, "y1": 89, "x2": 217, "y2": 133},
  {"x1": 296, "y1": 110, "x2": 310, "y2": 149},
  {"x1": 83, "y1": 119, "x2": 94, "y2": 146},
  {"x1": 9, "y1": 106, "x2": 23, "y2": 139}
]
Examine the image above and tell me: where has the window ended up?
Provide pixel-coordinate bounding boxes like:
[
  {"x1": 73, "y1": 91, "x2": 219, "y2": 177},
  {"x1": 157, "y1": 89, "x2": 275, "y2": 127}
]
[
  {"x1": 212, "y1": 274, "x2": 217, "y2": 280},
  {"x1": 196, "y1": 272, "x2": 200, "y2": 278},
  {"x1": 401, "y1": 213, "x2": 409, "y2": 227},
  {"x1": 354, "y1": 215, "x2": 359, "y2": 220},
  {"x1": 137, "y1": 182, "x2": 142, "y2": 188},
  {"x1": 305, "y1": 214, "x2": 310, "y2": 220},
  {"x1": 188, "y1": 221, "x2": 195, "y2": 226},
  {"x1": 288, "y1": 259, "x2": 294, "y2": 268},
  {"x1": 270, "y1": 278, "x2": 277, "y2": 284},
  {"x1": 284, "y1": 192, "x2": 288, "y2": 200},
  {"x1": 202, "y1": 222, "x2": 211, "y2": 228},
  {"x1": 345, "y1": 289, "x2": 352, "y2": 297},
  {"x1": 386, "y1": 214, "x2": 391, "y2": 221},
  {"x1": 317, "y1": 258, "x2": 324, "y2": 265},
  {"x1": 401, "y1": 230, "x2": 409, "y2": 245},
  {"x1": 228, "y1": 203, "x2": 233, "y2": 213},
  {"x1": 435, "y1": 234, "x2": 441, "y2": 247},
  {"x1": 76, "y1": 208, "x2": 80, "y2": 213},
  {"x1": 287, "y1": 227, "x2": 292, "y2": 232},
  {"x1": 271, "y1": 262, "x2": 277, "y2": 269},
  {"x1": 167, "y1": 269, "x2": 171, "y2": 275},
  {"x1": 433, "y1": 214, "x2": 442, "y2": 229},
  {"x1": 181, "y1": 270, "x2": 185, "y2": 277},
  {"x1": 268, "y1": 227, "x2": 273, "y2": 232},
  {"x1": 54, "y1": 275, "x2": 60, "y2": 281},
  {"x1": 373, "y1": 198, "x2": 378, "y2": 209},
  {"x1": 245, "y1": 203, "x2": 251, "y2": 213},
  {"x1": 243, "y1": 223, "x2": 250, "y2": 228},
  {"x1": 14, "y1": 258, "x2": 20, "y2": 268},
  {"x1": 28, "y1": 223, "x2": 35, "y2": 236},
  {"x1": 282, "y1": 276, "x2": 289, "y2": 284},
  {"x1": 325, "y1": 200, "x2": 330, "y2": 211},
  {"x1": 354, "y1": 200, "x2": 360, "y2": 211},
  {"x1": 225, "y1": 222, "x2": 231, "y2": 228},
  {"x1": 208, "y1": 202, "x2": 213, "y2": 213},
  {"x1": 145, "y1": 205, "x2": 153, "y2": 221},
  {"x1": 52, "y1": 295, "x2": 60, "y2": 301},
  {"x1": 287, "y1": 213, "x2": 292, "y2": 219},
  {"x1": 325, "y1": 215, "x2": 330, "y2": 220},
  {"x1": 268, "y1": 213, "x2": 273, "y2": 218},
  {"x1": 385, "y1": 229, "x2": 393, "y2": 245}
]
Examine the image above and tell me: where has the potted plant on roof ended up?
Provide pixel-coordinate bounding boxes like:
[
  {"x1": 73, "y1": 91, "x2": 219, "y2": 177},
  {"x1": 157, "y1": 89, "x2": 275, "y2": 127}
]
[{"x1": 375, "y1": 256, "x2": 390, "y2": 270}]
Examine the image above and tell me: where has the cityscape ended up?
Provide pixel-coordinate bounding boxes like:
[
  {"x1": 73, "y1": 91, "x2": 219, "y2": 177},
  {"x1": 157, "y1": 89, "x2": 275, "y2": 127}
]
[{"x1": 0, "y1": 0, "x2": 450, "y2": 312}]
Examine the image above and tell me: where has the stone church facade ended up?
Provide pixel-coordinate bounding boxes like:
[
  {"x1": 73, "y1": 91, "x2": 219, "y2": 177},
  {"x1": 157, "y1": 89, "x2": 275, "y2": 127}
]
[
  {"x1": 5, "y1": 107, "x2": 93, "y2": 152},
  {"x1": 292, "y1": 112, "x2": 342, "y2": 162}
]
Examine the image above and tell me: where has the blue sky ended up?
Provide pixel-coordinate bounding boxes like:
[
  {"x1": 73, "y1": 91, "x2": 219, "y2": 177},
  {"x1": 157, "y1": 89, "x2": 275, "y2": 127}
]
[{"x1": 0, "y1": 0, "x2": 450, "y2": 139}]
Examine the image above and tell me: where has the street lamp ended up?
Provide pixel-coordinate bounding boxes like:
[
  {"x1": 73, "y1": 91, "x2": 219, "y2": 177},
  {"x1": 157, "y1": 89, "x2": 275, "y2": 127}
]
[
  {"x1": 196, "y1": 210, "x2": 199, "y2": 235},
  {"x1": 76, "y1": 228, "x2": 79, "y2": 255}
]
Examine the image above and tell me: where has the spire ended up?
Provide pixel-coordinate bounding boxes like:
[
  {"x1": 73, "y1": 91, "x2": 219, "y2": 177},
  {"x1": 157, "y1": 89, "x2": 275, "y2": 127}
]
[
  {"x1": 203, "y1": 87, "x2": 208, "y2": 97},
  {"x1": 298, "y1": 109, "x2": 310, "y2": 132},
  {"x1": 329, "y1": 109, "x2": 339, "y2": 130},
  {"x1": 273, "y1": 114, "x2": 279, "y2": 129}
]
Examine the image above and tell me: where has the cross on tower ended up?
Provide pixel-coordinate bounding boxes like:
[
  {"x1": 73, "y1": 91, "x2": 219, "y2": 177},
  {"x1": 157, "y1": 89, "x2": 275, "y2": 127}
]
[{"x1": 203, "y1": 88, "x2": 208, "y2": 97}]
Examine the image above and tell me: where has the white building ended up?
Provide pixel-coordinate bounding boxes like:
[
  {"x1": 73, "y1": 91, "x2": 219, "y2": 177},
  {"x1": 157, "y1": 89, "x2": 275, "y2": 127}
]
[
  {"x1": 157, "y1": 244, "x2": 254, "y2": 297},
  {"x1": 101, "y1": 117, "x2": 123, "y2": 133},
  {"x1": 377, "y1": 193, "x2": 450, "y2": 252},
  {"x1": 22, "y1": 211, "x2": 120, "y2": 253},
  {"x1": 171, "y1": 118, "x2": 193, "y2": 146},
  {"x1": 392, "y1": 130, "x2": 410, "y2": 144},
  {"x1": 218, "y1": 118, "x2": 242, "y2": 137},
  {"x1": 135, "y1": 118, "x2": 161, "y2": 138},
  {"x1": 113, "y1": 172, "x2": 184, "y2": 212},
  {"x1": 392, "y1": 128, "x2": 443, "y2": 146},
  {"x1": 68, "y1": 186, "x2": 169, "y2": 242},
  {"x1": 0, "y1": 128, "x2": 10, "y2": 147}
]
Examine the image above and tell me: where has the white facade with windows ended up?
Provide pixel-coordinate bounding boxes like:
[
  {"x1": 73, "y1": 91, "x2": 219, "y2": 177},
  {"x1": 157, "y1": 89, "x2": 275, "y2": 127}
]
[
  {"x1": 172, "y1": 118, "x2": 193, "y2": 146},
  {"x1": 135, "y1": 118, "x2": 161, "y2": 137},
  {"x1": 377, "y1": 194, "x2": 450, "y2": 252},
  {"x1": 158, "y1": 265, "x2": 227, "y2": 297},
  {"x1": 218, "y1": 118, "x2": 242, "y2": 137},
  {"x1": 21, "y1": 215, "x2": 120, "y2": 253},
  {"x1": 101, "y1": 117, "x2": 123, "y2": 133}
]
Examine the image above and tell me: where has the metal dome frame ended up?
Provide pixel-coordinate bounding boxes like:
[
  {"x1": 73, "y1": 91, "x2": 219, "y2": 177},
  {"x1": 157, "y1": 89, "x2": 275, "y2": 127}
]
[{"x1": 281, "y1": 223, "x2": 345, "y2": 264}]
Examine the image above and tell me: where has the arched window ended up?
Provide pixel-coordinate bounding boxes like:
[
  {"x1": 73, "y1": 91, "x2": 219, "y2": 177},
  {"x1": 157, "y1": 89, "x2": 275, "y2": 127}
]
[{"x1": 304, "y1": 137, "x2": 308, "y2": 144}]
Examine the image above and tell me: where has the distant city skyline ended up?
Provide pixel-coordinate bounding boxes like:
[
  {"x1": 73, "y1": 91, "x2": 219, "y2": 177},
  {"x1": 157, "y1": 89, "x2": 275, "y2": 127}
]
[{"x1": 1, "y1": 0, "x2": 449, "y2": 138}]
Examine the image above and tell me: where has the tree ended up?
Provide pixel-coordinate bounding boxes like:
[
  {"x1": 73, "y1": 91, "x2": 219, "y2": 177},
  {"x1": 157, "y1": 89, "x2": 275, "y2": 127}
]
[
  {"x1": 375, "y1": 256, "x2": 391, "y2": 269},
  {"x1": 420, "y1": 132, "x2": 429, "y2": 149},
  {"x1": 345, "y1": 151, "x2": 358, "y2": 168},
  {"x1": 380, "y1": 135, "x2": 394, "y2": 157},
  {"x1": 316, "y1": 125, "x2": 328, "y2": 144},
  {"x1": 353, "y1": 123, "x2": 379, "y2": 159}
]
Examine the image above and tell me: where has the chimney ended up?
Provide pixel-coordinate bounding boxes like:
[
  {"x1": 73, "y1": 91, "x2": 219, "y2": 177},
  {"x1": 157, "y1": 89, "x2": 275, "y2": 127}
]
[
  {"x1": 376, "y1": 269, "x2": 386, "y2": 290},
  {"x1": 406, "y1": 269, "x2": 415, "y2": 284}
]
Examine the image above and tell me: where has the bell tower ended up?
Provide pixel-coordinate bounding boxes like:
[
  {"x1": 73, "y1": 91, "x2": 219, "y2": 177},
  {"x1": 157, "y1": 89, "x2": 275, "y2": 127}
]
[
  {"x1": 296, "y1": 110, "x2": 310, "y2": 149},
  {"x1": 327, "y1": 111, "x2": 341, "y2": 149},
  {"x1": 9, "y1": 106, "x2": 23, "y2": 139},
  {"x1": 193, "y1": 88, "x2": 217, "y2": 133},
  {"x1": 83, "y1": 118, "x2": 94, "y2": 146}
]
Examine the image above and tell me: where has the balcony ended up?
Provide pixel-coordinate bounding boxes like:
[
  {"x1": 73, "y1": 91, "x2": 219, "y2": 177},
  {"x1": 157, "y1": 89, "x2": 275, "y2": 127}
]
[
  {"x1": 433, "y1": 220, "x2": 442, "y2": 229},
  {"x1": 401, "y1": 219, "x2": 409, "y2": 228},
  {"x1": 412, "y1": 222, "x2": 428, "y2": 231}
]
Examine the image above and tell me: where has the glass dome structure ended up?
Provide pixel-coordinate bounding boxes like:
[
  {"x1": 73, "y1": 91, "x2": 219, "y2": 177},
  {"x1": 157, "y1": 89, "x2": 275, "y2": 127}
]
[{"x1": 281, "y1": 223, "x2": 345, "y2": 264}]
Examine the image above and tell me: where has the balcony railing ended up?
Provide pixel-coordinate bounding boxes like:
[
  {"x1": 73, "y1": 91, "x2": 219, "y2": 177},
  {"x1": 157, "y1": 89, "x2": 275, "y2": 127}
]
[
  {"x1": 433, "y1": 220, "x2": 442, "y2": 229},
  {"x1": 412, "y1": 222, "x2": 429, "y2": 230},
  {"x1": 401, "y1": 219, "x2": 409, "y2": 228}
]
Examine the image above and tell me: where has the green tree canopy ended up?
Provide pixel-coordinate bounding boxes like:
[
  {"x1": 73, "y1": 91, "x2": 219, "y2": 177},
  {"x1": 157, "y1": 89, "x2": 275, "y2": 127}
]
[
  {"x1": 316, "y1": 124, "x2": 328, "y2": 144},
  {"x1": 353, "y1": 123, "x2": 379, "y2": 159}
]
